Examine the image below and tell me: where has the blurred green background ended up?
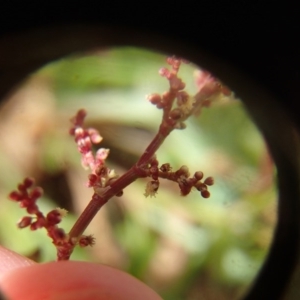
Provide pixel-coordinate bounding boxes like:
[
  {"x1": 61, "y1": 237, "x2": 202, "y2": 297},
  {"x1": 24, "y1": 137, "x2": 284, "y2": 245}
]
[{"x1": 0, "y1": 47, "x2": 276, "y2": 299}]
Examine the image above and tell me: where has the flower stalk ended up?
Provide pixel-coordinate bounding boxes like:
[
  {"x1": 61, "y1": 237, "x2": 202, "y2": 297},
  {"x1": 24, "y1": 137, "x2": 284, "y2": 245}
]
[{"x1": 8, "y1": 56, "x2": 231, "y2": 260}]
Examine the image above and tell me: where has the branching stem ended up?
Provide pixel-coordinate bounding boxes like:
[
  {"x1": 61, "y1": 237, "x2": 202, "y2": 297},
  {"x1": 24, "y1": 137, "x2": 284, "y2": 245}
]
[
  {"x1": 65, "y1": 124, "x2": 174, "y2": 257},
  {"x1": 9, "y1": 56, "x2": 226, "y2": 261}
]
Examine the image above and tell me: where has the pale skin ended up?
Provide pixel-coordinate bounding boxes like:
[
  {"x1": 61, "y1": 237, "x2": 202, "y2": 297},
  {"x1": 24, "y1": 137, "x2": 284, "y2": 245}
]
[{"x1": 0, "y1": 246, "x2": 162, "y2": 300}]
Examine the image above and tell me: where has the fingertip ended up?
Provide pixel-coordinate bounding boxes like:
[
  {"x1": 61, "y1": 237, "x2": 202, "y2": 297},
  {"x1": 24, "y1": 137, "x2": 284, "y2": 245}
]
[
  {"x1": 0, "y1": 246, "x2": 35, "y2": 280},
  {"x1": 0, "y1": 261, "x2": 162, "y2": 300}
]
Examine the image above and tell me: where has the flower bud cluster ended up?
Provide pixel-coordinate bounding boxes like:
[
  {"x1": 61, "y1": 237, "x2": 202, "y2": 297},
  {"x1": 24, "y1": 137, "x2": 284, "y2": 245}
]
[
  {"x1": 70, "y1": 109, "x2": 103, "y2": 172},
  {"x1": 147, "y1": 57, "x2": 187, "y2": 110},
  {"x1": 172, "y1": 165, "x2": 213, "y2": 197},
  {"x1": 78, "y1": 234, "x2": 96, "y2": 247},
  {"x1": 147, "y1": 57, "x2": 196, "y2": 130},
  {"x1": 159, "y1": 57, "x2": 186, "y2": 93},
  {"x1": 143, "y1": 157, "x2": 213, "y2": 198},
  {"x1": 9, "y1": 177, "x2": 41, "y2": 215},
  {"x1": 70, "y1": 109, "x2": 121, "y2": 197},
  {"x1": 148, "y1": 57, "x2": 233, "y2": 131},
  {"x1": 144, "y1": 156, "x2": 160, "y2": 197},
  {"x1": 7, "y1": 56, "x2": 221, "y2": 261},
  {"x1": 192, "y1": 69, "x2": 232, "y2": 115},
  {"x1": 90, "y1": 165, "x2": 120, "y2": 196},
  {"x1": 9, "y1": 177, "x2": 68, "y2": 244}
]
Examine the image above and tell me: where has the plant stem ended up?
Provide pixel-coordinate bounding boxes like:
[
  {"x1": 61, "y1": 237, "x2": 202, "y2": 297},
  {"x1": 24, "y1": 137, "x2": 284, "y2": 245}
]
[
  {"x1": 137, "y1": 121, "x2": 173, "y2": 165},
  {"x1": 64, "y1": 119, "x2": 175, "y2": 259},
  {"x1": 68, "y1": 166, "x2": 138, "y2": 239}
]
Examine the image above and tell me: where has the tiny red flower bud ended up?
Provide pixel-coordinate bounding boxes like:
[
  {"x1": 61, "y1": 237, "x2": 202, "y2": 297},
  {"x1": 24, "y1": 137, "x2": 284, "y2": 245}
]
[
  {"x1": 30, "y1": 221, "x2": 40, "y2": 231},
  {"x1": 18, "y1": 183, "x2": 26, "y2": 192},
  {"x1": 23, "y1": 177, "x2": 35, "y2": 188},
  {"x1": 147, "y1": 93, "x2": 161, "y2": 105},
  {"x1": 194, "y1": 171, "x2": 204, "y2": 180},
  {"x1": 9, "y1": 191, "x2": 22, "y2": 201},
  {"x1": 79, "y1": 235, "x2": 95, "y2": 247},
  {"x1": 204, "y1": 177, "x2": 214, "y2": 186},
  {"x1": 160, "y1": 163, "x2": 172, "y2": 172},
  {"x1": 19, "y1": 198, "x2": 33, "y2": 208},
  {"x1": 46, "y1": 210, "x2": 62, "y2": 225},
  {"x1": 29, "y1": 187, "x2": 43, "y2": 200},
  {"x1": 201, "y1": 190, "x2": 210, "y2": 198},
  {"x1": 26, "y1": 204, "x2": 39, "y2": 214},
  {"x1": 159, "y1": 67, "x2": 170, "y2": 77},
  {"x1": 89, "y1": 173, "x2": 98, "y2": 181},
  {"x1": 71, "y1": 109, "x2": 86, "y2": 127},
  {"x1": 88, "y1": 128, "x2": 102, "y2": 144},
  {"x1": 51, "y1": 228, "x2": 66, "y2": 241},
  {"x1": 17, "y1": 216, "x2": 32, "y2": 228}
]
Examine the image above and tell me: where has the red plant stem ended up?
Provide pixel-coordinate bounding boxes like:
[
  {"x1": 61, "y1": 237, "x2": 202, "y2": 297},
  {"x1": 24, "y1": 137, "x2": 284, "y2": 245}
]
[
  {"x1": 67, "y1": 119, "x2": 174, "y2": 242},
  {"x1": 68, "y1": 166, "x2": 138, "y2": 239},
  {"x1": 137, "y1": 121, "x2": 173, "y2": 165}
]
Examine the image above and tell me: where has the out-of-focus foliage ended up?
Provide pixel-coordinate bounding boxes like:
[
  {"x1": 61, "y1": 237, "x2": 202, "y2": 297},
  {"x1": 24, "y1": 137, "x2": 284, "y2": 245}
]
[{"x1": 0, "y1": 47, "x2": 276, "y2": 299}]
